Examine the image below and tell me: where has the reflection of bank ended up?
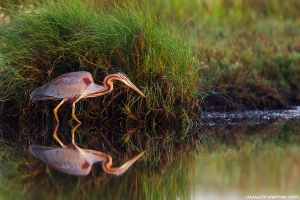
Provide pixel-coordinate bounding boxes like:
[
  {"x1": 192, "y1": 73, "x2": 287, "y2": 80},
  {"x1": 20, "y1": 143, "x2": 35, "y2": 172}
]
[{"x1": 29, "y1": 123, "x2": 144, "y2": 176}]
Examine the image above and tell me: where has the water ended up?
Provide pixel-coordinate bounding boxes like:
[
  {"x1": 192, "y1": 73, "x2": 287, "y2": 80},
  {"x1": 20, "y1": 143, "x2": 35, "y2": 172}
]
[
  {"x1": 201, "y1": 106, "x2": 300, "y2": 125},
  {"x1": 193, "y1": 121, "x2": 300, "y2": 199},
  {"x1": 1, "y1": 108, "x2": 300, "y2": 199}
]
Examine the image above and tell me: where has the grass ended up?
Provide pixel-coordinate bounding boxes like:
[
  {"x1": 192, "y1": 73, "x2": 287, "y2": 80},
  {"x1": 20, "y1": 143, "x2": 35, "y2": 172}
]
[
  {"x1": 150, "y1": 0, "x2": 300, "y2": 111},
  {"x1": 199, "y1": 1, "x2": 300, "y2": 110},
  {"x1": 197, "y1": 19, "x2": 300, "y2": 110},
  {"x1": 0, "y1": 0, "x2": 300, "y2": 125},
  {"x1": 1, "y1": 0, "x2": 300, "y2": 124},
  {"x1": 0, "y1": 0, "x2": 300, "y2": 122},
  {"x1": 1, "y1": 1, "x2": 300, "y2": 198},
  {"x1": 0, "y1": 0, "x2": 201, "y2": 125}
]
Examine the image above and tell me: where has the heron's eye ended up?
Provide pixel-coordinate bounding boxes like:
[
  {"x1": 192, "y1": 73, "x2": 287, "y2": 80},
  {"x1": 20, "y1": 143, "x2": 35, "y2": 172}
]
[{"x1": 119, "y1": 72, "x2": 128, "y2": 79}]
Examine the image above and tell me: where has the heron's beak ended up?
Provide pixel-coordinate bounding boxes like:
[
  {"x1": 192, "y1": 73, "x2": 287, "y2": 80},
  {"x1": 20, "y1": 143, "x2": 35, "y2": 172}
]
[
  {"x1": 123, "y1": 79, "x2": 146, "y2": 97},
  {"x1": 115, "y1": 151, "x2": 145, "y2": 176}
]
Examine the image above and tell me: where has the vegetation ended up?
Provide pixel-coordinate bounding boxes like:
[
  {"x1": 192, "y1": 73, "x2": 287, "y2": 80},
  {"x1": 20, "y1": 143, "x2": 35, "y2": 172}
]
[
  {"x1": 0, "y1": 0, "x2": 200, "y2": 125},
  {"x1": 149, "y1": 0, "x2": 300, "y2": 111},
  {"x1": 1, "y1": 1, "x2": 300, "y2": 198},
  {"x1": 0, "y1": 0, "x2": 300, "y2": 123}
]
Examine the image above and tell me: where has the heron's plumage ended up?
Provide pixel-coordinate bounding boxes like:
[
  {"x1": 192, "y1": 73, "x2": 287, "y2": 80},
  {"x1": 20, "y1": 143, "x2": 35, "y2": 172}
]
[
  {"x1": 29, "y1": 144, "x2": 92, "y2": 175},
  {"x1": 30, "y1": 71, "x2": 94, "y2": 101}
]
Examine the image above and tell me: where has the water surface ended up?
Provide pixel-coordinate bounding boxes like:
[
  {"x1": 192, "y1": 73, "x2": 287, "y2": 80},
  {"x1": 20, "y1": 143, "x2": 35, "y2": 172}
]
[{"x1": 1, "y1": 108, "x2": 300, "y2": 199}]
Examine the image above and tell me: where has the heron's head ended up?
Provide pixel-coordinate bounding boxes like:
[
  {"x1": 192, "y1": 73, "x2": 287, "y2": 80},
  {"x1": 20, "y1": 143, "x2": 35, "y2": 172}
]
[{"x1": 113, "y1": 72, "x2": 146, "y2": 97}]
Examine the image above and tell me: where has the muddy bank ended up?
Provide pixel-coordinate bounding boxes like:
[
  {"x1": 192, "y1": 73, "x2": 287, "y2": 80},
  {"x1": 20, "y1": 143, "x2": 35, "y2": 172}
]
[
  {"x1": 201, "y1": 87, "x2": 300, "y2": 112},
  {"x1": 200, "y1": 106, "x2": 300, "y2": 127}
]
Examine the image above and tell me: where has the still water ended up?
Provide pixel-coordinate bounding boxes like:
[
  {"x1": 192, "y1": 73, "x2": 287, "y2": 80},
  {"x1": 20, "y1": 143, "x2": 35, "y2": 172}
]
[{"x1": 1, "y1": 108, "x2": 300, "y2": 199}]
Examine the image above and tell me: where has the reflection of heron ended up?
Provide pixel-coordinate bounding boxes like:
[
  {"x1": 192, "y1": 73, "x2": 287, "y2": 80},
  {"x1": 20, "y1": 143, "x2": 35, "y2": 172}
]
[
  {"x1": 29, "y1": 144, "x2": 144, "y2": 176},
  {"x1": 30, "y1": 71, "x2": 145, "y2": 146},
  {"x1": 29, "y1": 124, "x2": 145, "y2": 176}
]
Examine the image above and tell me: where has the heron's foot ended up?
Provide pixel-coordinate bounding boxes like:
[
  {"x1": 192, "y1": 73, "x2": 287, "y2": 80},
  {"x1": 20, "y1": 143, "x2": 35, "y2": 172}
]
[
  {"x1": 68, "y1": 118, "x2": 82, "y2": 125},
  {"x1": 73, "y1": 116, "x2": 82, "y2": 124},
  {"x1": 54, "y1": 138, "x2": 67, "y2": 149},
  {"x1": 75, "y1": 119, "x2": 82, "y2": 124}
]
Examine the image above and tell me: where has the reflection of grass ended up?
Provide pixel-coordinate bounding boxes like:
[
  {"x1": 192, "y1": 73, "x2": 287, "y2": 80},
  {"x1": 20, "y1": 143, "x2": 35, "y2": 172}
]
[
  {"x1": 0, "y1": 136, "x2": 196, "y2": 199},
  {"x1": 1, "y1": 120, "x2": 300, "y2": 198},
  {"x1": 197, "y1": 144, "x2": 300, "y2": 193},
  {"x1": 196, "y1": 121, "x2": 300, "y2": 193},
  {"x1": 1, "y1": 122, "x2": 199, "y2": 199}
]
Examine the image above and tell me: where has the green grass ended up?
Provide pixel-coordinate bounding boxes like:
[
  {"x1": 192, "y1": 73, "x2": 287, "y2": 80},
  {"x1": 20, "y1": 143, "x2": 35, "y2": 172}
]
[{"x1": 0, "y1": 0, "x2": 201, "y2": 125}]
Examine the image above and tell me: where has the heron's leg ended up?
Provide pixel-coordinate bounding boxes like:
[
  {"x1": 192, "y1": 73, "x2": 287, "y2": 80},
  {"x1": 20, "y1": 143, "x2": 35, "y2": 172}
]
[
  {"x1": 53, "y1": 98, "x2": 67, "y2": 124},
  {"x1": 53, "y1": 99, "x2": 67, "y2": 148},
  {"x1": 72, "y1": 102, "x2": 82, "y2": 124},
  {"x1": 71, "y1": 123, "x2": 81, "y2": 145},
  {"x1": 53, "y1": 123, "x2": 67, "y2": 148}
]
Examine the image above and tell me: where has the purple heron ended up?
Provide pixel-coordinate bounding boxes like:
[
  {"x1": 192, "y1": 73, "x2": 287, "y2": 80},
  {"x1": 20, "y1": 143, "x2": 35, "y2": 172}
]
[
  {"x1": 30, "y1": 71, "x2": 145, "y2": 124},
  {"x1": 30, "y1": 71, "x2": 145, "y2": 147},
  {"x1": 29, "y1": 144, "x2": 144, "y2": 176}
]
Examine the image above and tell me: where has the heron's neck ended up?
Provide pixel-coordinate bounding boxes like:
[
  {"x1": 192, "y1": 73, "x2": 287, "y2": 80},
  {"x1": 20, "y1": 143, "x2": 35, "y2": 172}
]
[
  {"x1": 101, "y1": 75, "x2": 114, "y2": 94},
  {"x1": 81, "y1": 149, "x2": 107, "y2": 163},
  {"x1": 84, "y1": 77, "x2": 114, "y2": 98}
]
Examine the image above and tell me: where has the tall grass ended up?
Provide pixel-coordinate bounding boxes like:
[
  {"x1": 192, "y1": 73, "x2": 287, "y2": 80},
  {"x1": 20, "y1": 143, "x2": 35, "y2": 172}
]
[{"x1": 0, "y1": 0, "x2": 201, "y2": 124}]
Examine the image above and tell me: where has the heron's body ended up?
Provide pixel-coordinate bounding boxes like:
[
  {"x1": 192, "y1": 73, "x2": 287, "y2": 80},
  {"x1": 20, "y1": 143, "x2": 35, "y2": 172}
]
[
  {"x1": 29, "y1": 144, "x2": 144, "y2": 176},
  {"x1": 30, "y1": 71, "x2": 105, "y2": 103},
  {"x1": 30, "y1": 71, "x2": 145, "y2": 148}
]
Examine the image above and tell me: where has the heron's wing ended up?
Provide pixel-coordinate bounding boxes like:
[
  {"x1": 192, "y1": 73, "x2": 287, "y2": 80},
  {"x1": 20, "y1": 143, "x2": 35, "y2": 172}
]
[{"x1": 30, "y1": 71, "x2": 94, "y2": 100}]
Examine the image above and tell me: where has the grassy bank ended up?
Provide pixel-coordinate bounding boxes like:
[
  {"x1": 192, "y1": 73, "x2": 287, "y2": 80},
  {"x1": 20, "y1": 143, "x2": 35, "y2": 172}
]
[
  {"x1": 0, "y1": 0, "x2": 200, "y2": 125},
  {"x1": 148, "y1": 0, "x2": 300, "y2": 111},
  {"x1": 150, "y1": 0, "x2": 300, "y2": 111},
  {"x1": 148, "y1": 0, "x2": 300, "y2": 110},
  {"x1": 1, "y1": 0, "x2": 300, "y2": 125}
]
